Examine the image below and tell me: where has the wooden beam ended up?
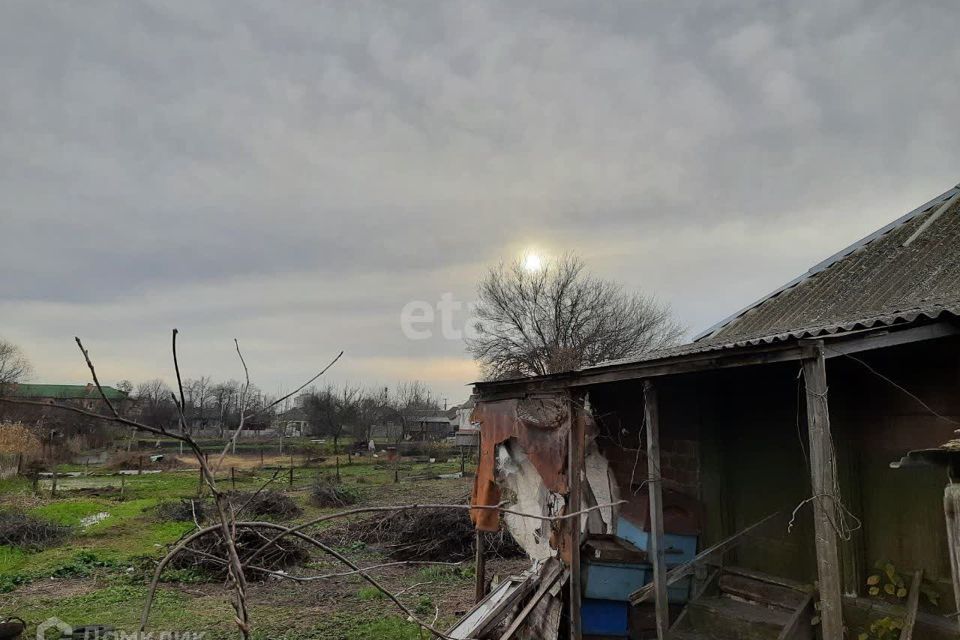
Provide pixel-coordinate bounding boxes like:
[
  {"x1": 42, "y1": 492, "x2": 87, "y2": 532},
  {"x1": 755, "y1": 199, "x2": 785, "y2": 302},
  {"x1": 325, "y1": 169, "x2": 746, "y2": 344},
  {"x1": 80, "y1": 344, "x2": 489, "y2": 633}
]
[
  {"x1": 900, "y1": 569, "x2": 923, "y2": 640},
  {"x1": 944, "y1": 483, "x2": 960, "y2": 635},
  {"x1": 802, "y1": 342, "x2": 843, "y2": 640},
  {"x1": 644, "y1": 380, "x2": 670, "y2": 639},
  {"x1": 473, "y1": 321, "x2": 960, "y2": 402},
  {"x1": 630, "y1": 512, "x2": 780, "y2": 604},
  {"x1": 568, "y1": 394, "x2": 585, "y2": 640},
  {"x1": 475, "y1": 530, "x2": 486, "y2": 603},
  {"x1": 776, "y1": 592, "x2": 814, "y2": 640},
  {"x1": 498, "y1": 561, "x2": 565, "y2": 640},
  {"x1": 669, "y1": 568, "x2": 718, "y2": 632},
  {"x1": 815, "y1": 322, "x2": 960, "y2": 360},
  {"x1": 473, "y1": 343, "x2": 810, "y2": 400}
]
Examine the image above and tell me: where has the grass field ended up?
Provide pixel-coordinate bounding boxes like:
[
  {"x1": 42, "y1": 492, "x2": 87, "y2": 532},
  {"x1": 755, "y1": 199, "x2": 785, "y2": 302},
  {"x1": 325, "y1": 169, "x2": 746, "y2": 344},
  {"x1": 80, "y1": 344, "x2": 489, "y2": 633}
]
[{"x1": 0, "y1": 451, "x2": 519, "y2": 640}]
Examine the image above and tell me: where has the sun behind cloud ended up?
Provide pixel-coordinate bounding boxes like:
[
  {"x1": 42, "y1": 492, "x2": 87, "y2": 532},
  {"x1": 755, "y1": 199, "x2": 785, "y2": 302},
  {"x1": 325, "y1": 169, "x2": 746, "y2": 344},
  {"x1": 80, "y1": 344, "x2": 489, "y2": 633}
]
[{"x1": 523, "y1": 252, "x2": 544, "y2": 272}]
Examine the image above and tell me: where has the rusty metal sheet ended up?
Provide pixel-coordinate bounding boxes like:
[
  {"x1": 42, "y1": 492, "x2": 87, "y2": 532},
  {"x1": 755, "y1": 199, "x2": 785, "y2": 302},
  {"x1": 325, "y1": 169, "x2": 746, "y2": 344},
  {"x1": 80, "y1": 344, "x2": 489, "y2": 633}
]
[{"x1": 470, "y1": 396, "x2": 570, "y2": 532}]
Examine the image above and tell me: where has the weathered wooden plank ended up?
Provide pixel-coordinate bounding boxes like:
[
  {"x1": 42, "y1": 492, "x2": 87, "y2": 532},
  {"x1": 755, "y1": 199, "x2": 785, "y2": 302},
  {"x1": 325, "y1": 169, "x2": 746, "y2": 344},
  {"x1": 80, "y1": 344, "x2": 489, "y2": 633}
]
[
  {"x1": 450, "y1": 571, "x2": 540, "y2": 640},
  {"x1": 568, "y1": 393, "x2": 585, "y2": 640},
  {"x1": 498, "y1": 560, "x2": 565, "y2": 640},
  {"x1": 473, "y1": 343, "x2": 811, "y2": 400},
  {"x1": 475, "y1": 529, "x2": 486, "y2": 603},
  {"x1": 630, "y1": 512, "x2": 780, "y2": 604},
  {"x1": 802, "y1": 342, "x2": 843, "y2": 640},
  {"x1": 815, "y1": 323, "x2": 960, "y2": 359},
  {"x1": 669, "y1": 568, "x2": 719, "y2": 632},
  {"x1": 718, "y1": 573, "x2": 808, "y2": 610},
  {"x1": 900, "y1": 569, "x2": 923, "y2": 640},
  {"x1": 944, "y1": 484, "x2": 960, "y2": 635},
  {"x1": 776, "y1": 592, "x2": 814, "y2": 640},
  {"x1": 722, "y1": 565, "x2": 808, "y2": 592},
  {"x1": 474, "y1": 322, "x2": 959, "y2": 402},
  {"x1": 644, "y1": 380, "x2": 670, "y2": 639}
]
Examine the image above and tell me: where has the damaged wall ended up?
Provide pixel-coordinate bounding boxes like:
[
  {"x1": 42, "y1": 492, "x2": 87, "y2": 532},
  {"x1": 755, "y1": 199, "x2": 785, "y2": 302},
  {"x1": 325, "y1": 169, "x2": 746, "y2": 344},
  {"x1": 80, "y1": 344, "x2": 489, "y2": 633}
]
[
  {"x1": 471, "y1": 395, "x2": 618, "y2": 563},
  {"x1": 496, "y1": 440, "x2": 564, "y2": 561},
  {"x1": 470, "y1": 396, "x2": 570, "y2": 533}
]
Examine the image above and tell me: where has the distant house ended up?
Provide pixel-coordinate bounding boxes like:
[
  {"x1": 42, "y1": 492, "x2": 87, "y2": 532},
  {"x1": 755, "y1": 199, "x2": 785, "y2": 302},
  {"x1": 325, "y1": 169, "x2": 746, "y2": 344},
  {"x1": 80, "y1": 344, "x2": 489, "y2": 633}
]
[
  {"x1": 4, "y1": 383, "x2": 129, "y2": 414},
  {"x1": 452, "y1": 396, "x2": 479, "y2": 447},
  {"x1": 273, "y1": 407, "x2": 310, "y2": 437},
  {"x1": 370, "y1": 409, "x2": 456, "y2": 442}
]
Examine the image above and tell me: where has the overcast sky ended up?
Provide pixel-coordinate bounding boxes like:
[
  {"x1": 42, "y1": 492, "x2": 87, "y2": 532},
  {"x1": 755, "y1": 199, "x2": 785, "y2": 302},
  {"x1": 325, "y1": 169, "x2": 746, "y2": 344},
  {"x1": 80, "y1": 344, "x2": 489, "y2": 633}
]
[{"x1": 1, "y1": 1, "x2": 958, "y2": 404}]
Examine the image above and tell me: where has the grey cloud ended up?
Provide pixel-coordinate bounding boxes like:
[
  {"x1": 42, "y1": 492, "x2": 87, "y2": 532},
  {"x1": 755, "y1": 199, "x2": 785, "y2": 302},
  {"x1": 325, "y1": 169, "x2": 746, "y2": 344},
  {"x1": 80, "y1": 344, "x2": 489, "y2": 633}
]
[{"x1": 2, "y1": 0, "x2": 959, "y2": 400}]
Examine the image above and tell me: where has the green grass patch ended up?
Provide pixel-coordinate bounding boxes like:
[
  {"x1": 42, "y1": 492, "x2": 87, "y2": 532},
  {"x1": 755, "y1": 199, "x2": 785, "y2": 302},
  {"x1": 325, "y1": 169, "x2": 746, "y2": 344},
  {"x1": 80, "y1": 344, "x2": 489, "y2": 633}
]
[
  {"x1": 415, "y1": 564, "x2": 471, "y2": 584},
  {"x1": 248, "y1": 612, "x2": 422, "y2": 640},
  {"x1": 29, "y1": 499, "x2": 111, "y2": 525},
  {"x1": 357, "y1": 585, "x2": 386, "y2": 601}
]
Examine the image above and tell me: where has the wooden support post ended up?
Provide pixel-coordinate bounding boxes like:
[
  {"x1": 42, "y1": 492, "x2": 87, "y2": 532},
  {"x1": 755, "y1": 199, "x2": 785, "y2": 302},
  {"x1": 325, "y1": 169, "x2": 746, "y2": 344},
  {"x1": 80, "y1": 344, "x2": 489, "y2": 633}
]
[
  {"x1": 475, "y1": 530, "x2": 486, "y2": 603},
  {"x1": 802, "y1": 342, "x2": 843, "y2": 640},
  {"x1": 50, "y1": 468, "x2": 57, "y2": 498},
  {"x1": 644, "y1": 380, "x2": 670, "y2": 639},
  {"x1": 944, "y1": 483, "x2": 960, "y2": 634},
  {"x1": 568, "y1": 394, "x2": 586, "y2": 640},
  {"x1": 901, "y1": 569, "x2": 922, "y2": 640},
  {"x1": 231, "y1": 466, "x2": 236, "y2": 490}
]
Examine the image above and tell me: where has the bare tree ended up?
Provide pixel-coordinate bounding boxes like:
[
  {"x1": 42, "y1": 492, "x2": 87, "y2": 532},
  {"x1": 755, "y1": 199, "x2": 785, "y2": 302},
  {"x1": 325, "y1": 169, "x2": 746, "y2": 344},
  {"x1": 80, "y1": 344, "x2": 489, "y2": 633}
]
[
  {"x1": 468, "y1": 253, "x2": 685, "y2": 379},
  {"x1": 305, "y1": 384, "x2": 362, "y2": 481},
  {"x1": 211, "y1": 380, "x2": 241, "y2": 437},
  {"x1": 0, "y1": 339, "x2": 31, "y2": 391},
  {"x1": 352, "y1": 391, "x2": 382, "y2": 446},
  {"x1": 183, "y1": 376, "x2": 212, "y2": 432},
  {"x1": 394, "y1": 380, "x2": 439, "y2": 411},
  {"x1": 134, "y1": 379, "x2": 177, "y2": 428}
]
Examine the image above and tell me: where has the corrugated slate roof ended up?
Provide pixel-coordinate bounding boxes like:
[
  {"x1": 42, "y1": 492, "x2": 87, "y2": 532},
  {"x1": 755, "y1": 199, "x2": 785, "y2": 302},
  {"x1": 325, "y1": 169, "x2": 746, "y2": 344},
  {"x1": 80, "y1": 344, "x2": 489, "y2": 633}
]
[{"x1": 587, "y1": 184, "x2": 960, "y2": 370}]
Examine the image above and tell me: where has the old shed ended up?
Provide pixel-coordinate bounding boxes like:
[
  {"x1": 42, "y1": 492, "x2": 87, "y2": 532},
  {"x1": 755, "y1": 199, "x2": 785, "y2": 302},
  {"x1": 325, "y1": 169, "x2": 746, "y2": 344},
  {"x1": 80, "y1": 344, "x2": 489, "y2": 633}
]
[{"x1": 464, "y1": 184, "x2": 960, "y2": 639}]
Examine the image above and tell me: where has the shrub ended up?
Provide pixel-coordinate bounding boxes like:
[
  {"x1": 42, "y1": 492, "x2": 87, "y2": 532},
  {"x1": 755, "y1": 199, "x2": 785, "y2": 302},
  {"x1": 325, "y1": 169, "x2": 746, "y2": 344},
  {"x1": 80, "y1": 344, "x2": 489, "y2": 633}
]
[{"x1": 0, "y1": 423, "x2": 41, "y2": 456}]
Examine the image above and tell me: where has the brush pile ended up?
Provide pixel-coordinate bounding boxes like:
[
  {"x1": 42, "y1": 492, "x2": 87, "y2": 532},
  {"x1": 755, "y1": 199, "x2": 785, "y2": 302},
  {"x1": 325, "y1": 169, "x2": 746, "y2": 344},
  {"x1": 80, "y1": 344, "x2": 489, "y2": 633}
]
[
  {"x1": 225, "y1": 490, "x2": 302, "y2": 520},
  {"x1": 169, "y1": 525, "x2": 310, "y2": 580},
  {"x1": 310, "y1": 476, "x2": 359, "y2": 508},
  {"x1": 0, "y1": 511, "x2": 71, "y2": 550},
  {"x1": 156, "y1": 498, "x2": 208, "y2": 523},
  {"x1": 330, "y1": 506, "x2": 523, "y2": 561}
]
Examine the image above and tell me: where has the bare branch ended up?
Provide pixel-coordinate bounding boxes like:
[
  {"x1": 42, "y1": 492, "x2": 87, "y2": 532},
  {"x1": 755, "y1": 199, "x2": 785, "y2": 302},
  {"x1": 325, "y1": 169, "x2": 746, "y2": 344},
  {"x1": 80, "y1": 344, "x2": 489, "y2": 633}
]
[
  {"x1": 75, "y1": 337, "x2": 120, "y2": 418},
  {"x1": 142, "y1": 522, "x2": 460, "y2": 640},
  {"x1": 172, "y1": 329, "x2": 188, "y2": 428},
  {"x1": 251, "y1": 350, "x2": 344, "y2": 418}
]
